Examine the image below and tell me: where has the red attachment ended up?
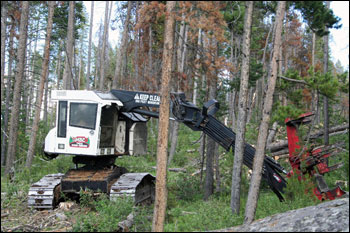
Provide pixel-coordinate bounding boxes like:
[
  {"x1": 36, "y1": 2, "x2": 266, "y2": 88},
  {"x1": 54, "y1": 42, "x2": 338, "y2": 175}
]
[
  {"x1": 285, "y1": 112, "x2": 346, "y2": 201},
  {"x1": 313, "y1": 186, "x2": 346, "y2": 201}
]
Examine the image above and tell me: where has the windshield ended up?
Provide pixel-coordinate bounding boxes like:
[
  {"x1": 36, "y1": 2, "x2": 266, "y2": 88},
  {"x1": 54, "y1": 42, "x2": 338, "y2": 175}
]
[{"x1": 69, "y1": 103, "x2": 98, "y2": 129}]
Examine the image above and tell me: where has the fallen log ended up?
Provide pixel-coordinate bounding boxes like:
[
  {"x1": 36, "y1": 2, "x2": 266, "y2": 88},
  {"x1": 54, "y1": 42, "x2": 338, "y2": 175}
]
[
  {"x1": 267, "y1": 124, "x2": 349, "y2": 152},
  {"x1": 267, "y1": 122, "x2": 278, "y2": 145},
  {"x1": 151, "y1": 166, "x2": 187, "y2": 173},
  {"x1": 270, "y1": 148, "x2": 289, "y2": 157},
  {"x1": 118, "y1": 213, "x2": 134, "y2": 232}
]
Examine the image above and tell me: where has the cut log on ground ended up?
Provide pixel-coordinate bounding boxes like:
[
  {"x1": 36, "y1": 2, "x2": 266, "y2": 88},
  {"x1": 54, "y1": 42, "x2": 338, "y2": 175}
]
[{"x1": 267, "y1": 124, "x2": 349, "y2": 152}]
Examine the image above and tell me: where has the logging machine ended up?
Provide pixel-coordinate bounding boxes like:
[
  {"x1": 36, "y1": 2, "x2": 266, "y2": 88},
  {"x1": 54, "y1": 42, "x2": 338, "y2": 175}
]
[{"x1": 28, "y1": 89, "x2": 344, "y2": 210}]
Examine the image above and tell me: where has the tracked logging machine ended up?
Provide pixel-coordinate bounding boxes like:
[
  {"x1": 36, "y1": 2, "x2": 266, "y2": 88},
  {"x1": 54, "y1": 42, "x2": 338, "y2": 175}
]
[{"x1": 29, "y1": 89, "x2": 289, "y2": 209}]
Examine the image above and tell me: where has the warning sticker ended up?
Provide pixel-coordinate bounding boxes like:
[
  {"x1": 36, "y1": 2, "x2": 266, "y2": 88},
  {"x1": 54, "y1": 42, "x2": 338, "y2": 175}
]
[{"x1": 134, "y1": 93, "x2": 160, "y2": 105}]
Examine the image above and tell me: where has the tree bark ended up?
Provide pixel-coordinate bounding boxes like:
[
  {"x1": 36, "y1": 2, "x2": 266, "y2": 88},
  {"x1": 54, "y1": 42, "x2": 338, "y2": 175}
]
[
  {"x1": 43, "y1": 73, "x2": 49, "y2": 125},
  {"x1": 230, "y1": 1, "x2": 254, "y2": 215},
  {"x1": 86, "y1": 1, "x2": 94, "y2": 90},
  {"x1": 311, "y1": 32, "x2": 320, "y2": 124},
  {"x1": 193, "y1": 28, "x2": 202, "y2": 105},
  {"x1": 214, "y1": 143, "x2": 221, "y2": 193},
  {"x1": 1, "y1": 1, "x2": 7, "y2": 105},
  {"x1": 152, "y1": 1, "x2": 175, "y2": 231},
  {"x1": 244, "y1": 1, "x2": 286, "y2": 224},
  {"x1": 25, "y1": 1, "x2": 55, "y2": 168},
  {"x1": 323, "y1": 1, "x2": 330, "y2": 146},
  {"x1": 99, "y1": 1, "x2": 109, "y2": 91},
  {"x1": 1, "y1": 19, "x2": 14, "y2": 166},
  {"x1": 56, "y1": 41, "x2": 63, "y2": 89},
  {"x1": 204, "y1": 36, "x2": 218, "y2": 201},
  {"x1": 62, "y1": 1, "x2": 75, "y2": 90},
  {"x1": 5, "y1": 1, "x2": 30, "y2": 175}
]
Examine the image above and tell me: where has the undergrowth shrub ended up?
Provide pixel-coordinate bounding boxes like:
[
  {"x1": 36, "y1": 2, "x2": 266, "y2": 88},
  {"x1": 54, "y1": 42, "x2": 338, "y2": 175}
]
[
  {"x1": 170, "y1": 173, "x2": 202, "y2": 201},
  {"x1": 283, "y1": 171, "x2": 319, "y2": 205},
  {"x1": 72, "y1": 194, "x2": 133, "y2": 232}
]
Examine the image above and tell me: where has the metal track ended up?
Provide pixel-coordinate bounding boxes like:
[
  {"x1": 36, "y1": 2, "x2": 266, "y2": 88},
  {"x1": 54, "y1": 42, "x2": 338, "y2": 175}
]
[
  {"x1": 110, "y1": 173, "x2": 155, "y2": 204},
  {"x1": 28, "y1": 173, "x2": 64, "y2": 209}
]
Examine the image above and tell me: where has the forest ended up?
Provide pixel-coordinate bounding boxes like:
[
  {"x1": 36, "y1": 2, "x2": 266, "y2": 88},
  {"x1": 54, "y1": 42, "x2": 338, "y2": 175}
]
[{"x1": 1, "y1": 1, "x2": 349, "y2": 232}]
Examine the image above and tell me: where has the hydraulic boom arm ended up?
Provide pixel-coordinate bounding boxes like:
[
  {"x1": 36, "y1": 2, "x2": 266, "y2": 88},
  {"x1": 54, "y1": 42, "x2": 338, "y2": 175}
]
[{"x1": 111, "y1": 90, "x2": 287, "y2": 201}]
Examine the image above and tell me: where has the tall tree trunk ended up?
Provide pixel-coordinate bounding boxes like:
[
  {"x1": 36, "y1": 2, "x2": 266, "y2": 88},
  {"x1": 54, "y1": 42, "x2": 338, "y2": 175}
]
[
  {"x1": 56, "y1": 41, "x2": 63, "y2": 89},
  {"x1": 323, "y1": 1, "x2": 330, "y2": 146},
  {"x1": 193, "y1": 28, "x2": 202, "y2": 105},
  {"x1": 244, "y1": 1, "x2": 286, "y2": 224},
  {"x1": 78, "y1": 34, "x2": 84, "y2": 90},
  {"x1": 95, "y1": 24, "x2": 102, "y2": 89},
  {"x1": 112, "y1": 1, "x2": 132, "y2": 89},
  {"x1": 204, "y1": 36, "x2": 218, "y2": 201},
  {"x1": 214, "y1": 143, "x2": 221, "y2": 193},
  {"x1": 99, "y1": 1, "x2": 109, "y2": 91},
  {"x1": 86, "y1": 1, "x2": 94, "y2": 90},
  {"x1": 26, "y1": 1, "x2": 55, "y2": 168},
  {"x1": 25, "y1": 19, "x2": 41, "y2": 135},
  {"x1": 199, "y1": 133, "x2": 206, "y2": 184},
  {"x1": 1, "y1": 1, "x2": 7, "y2": 105},
  {"x1": 62, "y1": 1, "x2": 75, "y2": 90},
  {"x1": 168, "y1": 15, "x2": 187, "y2": 165},
  {"x1": 311, "y1": 32, "x2": 320, "y2": 124},
  {"x1": 43, "y1": 73, "x2": 49, "y2": 125},
  {"x1": 230, "y1": 1, "x2": 254, "y2": 215},
  {"x1": 5, "y1": 1, "x2": 30, "y2": 176},
  {"x1": 133, "y1": 2, "x2": 140, "y2": 90},
  {"x1": 152, "y1": 2, "x2": 175, "y2": 231},
  {"x1": 1, "y1": 20, "x2": 14, "y2": 166},
  {"x1": 257, "y1": 21, "x2": 273, "y2": 121},
  {"x1": 148, "y1": 25, "x2": 153, "y2": 89}
]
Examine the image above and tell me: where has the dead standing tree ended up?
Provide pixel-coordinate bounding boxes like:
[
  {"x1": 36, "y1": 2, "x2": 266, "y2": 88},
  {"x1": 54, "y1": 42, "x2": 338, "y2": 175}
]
[
  {"x1": 151, "y1": 1, "x2": 176, "y2": 232},
  {"x1": 230, "y1": 1, "x2": 254, "y2": 215},
  {"x1": 244, "y1": 1, "x2": 286, "y2": 224}
]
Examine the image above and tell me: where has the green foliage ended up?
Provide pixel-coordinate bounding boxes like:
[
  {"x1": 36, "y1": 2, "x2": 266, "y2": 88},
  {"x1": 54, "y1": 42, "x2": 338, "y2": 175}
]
[
  {"x1": 169, "y1": 173, "x2": 202, "y2": 202},
  {"x1": 222, "y1": 1, "x2": 245, "y2": 32},
  {"x1": 228, "y1": 59, "x2": 264, "y2": 91},
  {"x1": 72, "y1": 194, "x2": 134, "y2": 232},
  {"x1": 293, "y1": 1, "x2": 342, "y2": 36},
  {"x1": 52, "y1": 1, "x2": 87, "y2": 42},
  {"x1": 271, "y1": 102, "x2": 304, "y2": 125},
  {"x1": 324, "y1": 133, "x2": 349, "y2": 192},
  {"x1": 283, "y1": 172, "x2": 319, "y2": 204},
  {"x1": 164, "y1": 196, "x2": 244, "y2": 232},
  {"x1": 336, "y1": 71, "x2": 349, "y2": 93},
  {"x1": 306, "y1": 69, "x2": 340, "y2": 99},
  {"x1": 277, "y1": 69, "x2": 302, "y2": 90}
]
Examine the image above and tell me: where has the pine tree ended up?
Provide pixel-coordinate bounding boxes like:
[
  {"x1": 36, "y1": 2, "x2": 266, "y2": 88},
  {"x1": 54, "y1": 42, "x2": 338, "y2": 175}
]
[{"x1": 5, "y1": 1, "x2": 30, "y2": 176}]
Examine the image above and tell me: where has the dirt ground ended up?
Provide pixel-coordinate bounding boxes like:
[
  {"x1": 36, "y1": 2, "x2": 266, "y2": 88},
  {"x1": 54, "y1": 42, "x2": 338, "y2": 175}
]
[{"x1": 1, "y1": 193, "x2": 79, "y2": 232}]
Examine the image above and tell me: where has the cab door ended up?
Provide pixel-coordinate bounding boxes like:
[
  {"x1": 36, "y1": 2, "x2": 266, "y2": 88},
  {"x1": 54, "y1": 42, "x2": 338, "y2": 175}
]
[{"x1": 66, "y1": 102, "x2": 99, "y2": 156}]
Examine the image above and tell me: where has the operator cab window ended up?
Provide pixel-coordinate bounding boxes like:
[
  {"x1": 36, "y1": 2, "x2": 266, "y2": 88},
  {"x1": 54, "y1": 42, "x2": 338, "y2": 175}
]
[
  {"x1": 69, "y1": 103, "x2": 98, "y2": 129},
  {"x1": 57, "y1": 101, "x2": 67, "y2": 137}
]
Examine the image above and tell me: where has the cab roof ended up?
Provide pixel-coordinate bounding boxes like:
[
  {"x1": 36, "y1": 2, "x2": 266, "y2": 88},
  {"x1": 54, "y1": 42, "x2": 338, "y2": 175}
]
[{"x1": 51, "y1": 90, "x2": 123, "y2": 107}]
